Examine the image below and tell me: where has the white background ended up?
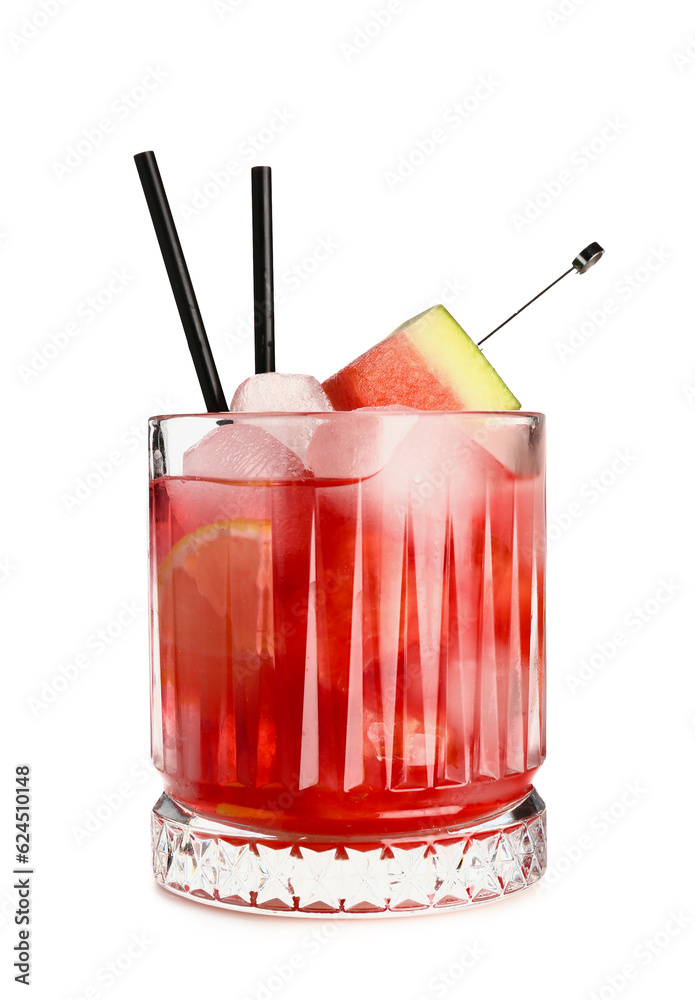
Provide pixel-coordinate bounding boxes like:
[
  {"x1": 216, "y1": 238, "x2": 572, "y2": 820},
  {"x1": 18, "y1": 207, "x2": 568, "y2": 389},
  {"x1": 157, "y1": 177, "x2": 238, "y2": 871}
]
[{"x1": 2, "y1": 1, "x2": 694, "y2": 997}]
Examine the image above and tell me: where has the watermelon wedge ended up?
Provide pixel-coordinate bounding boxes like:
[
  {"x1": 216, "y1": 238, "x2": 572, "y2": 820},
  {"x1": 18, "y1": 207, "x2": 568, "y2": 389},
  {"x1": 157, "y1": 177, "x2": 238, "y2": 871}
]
[{"x1": 322, "y1": 305, "x2": 521, "y2": 411}]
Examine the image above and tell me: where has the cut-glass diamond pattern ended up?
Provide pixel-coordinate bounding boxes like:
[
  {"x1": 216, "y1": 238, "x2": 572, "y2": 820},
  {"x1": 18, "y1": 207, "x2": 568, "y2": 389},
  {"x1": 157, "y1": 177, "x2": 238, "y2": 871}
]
[
  {"x1": 432, "y1": 840, "x2": 469, "y2": 907},
  {"x1": 388, "y1": 846, "x2": 435, "y2": 909},
  {"x1": 188, "y1": 838, "x2": 219, "y2": 898},
  {"x1": 217, "y1": 841, "x2": 258, "y2": 903},
  {"x1": 152, "y1": 817, "x2": 168, "y2": 883},
  {"x1": 464, "y1": 833, "x2": 504, "y2": 903},
  {"x1": 164, "y1": 827, "x2": 189, "y2": 890},
  {"x1": 342, "y1": 848, "x2": 390, "y2": 912},
  {"x1": 293, "y1": 848, "x2": 341, "y2": 911},
  {"x1": 256, "y1": 844, "x2": 295, "y2": 909},
  {"x1": 151, "y1": 799, "x2": 546, "y2": 914}
]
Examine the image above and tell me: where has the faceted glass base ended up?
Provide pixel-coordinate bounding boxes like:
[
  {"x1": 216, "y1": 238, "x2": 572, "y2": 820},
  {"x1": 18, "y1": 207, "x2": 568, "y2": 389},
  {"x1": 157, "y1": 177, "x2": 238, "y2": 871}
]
[{"x1": 151, "y1": 789, "x2": 546, "y2": 916}]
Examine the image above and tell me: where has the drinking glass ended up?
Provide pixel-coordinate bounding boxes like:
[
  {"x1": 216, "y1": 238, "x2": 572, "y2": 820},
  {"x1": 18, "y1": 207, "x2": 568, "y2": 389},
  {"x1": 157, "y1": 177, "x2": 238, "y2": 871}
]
[{"x1": 149, "y1": 410, "x2": 546, "y2": 915}]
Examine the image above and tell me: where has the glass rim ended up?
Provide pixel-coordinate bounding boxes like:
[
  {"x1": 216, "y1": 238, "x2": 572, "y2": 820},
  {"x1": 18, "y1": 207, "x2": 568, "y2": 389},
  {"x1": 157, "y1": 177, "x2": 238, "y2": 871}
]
[{"x1": 150, "y1": 410, "x2": 545, "y2": 424}]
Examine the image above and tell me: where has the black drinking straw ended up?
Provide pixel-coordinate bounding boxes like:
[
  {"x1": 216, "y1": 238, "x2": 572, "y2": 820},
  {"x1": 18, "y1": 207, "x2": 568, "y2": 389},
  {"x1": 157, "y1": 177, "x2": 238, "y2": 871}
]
[
  {"x1": 134, "y1": 151, "x2": 229, "y2": 412},
  {"x1": 251, "y1": 166, "x2": 276, "y2": 373}
]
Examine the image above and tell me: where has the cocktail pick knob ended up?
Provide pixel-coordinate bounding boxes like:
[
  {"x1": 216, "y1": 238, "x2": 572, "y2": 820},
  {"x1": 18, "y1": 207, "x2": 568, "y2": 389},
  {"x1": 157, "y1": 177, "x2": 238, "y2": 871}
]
[
  {"x1": 478, "y1": 241, "x2": 606, "y2": 346},
  {"x1": 572, "y1": 242, "x2": 605, "y2": 274}
]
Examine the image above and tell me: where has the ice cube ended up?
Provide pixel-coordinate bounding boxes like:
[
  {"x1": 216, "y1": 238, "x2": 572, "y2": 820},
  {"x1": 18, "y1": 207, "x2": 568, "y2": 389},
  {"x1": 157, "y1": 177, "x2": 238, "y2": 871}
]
[
  {"x1": 305, "y1": 408, "x2": 419, "y2": 480},
  {"x1": 305, "y1": 412, "x2": 381, "y2": 480},
  {"x1": 230, "y1": 373, "x2": 333, "y2": 461},
  {"x1": 182, "y1": 422, "x2": 306, "y2": 480},
  {"x1": 358, "y1": 405, "x2": 420, "y2": 464},
  {"x1": 456, "y1": 414, "x2": 544, "y2": 476},
  {"x1": 377, "y1": 414, "x2": 505, "y2": 502},
  {"x1": 230, "y1": 373, "x2": 333, "y2": 413}
]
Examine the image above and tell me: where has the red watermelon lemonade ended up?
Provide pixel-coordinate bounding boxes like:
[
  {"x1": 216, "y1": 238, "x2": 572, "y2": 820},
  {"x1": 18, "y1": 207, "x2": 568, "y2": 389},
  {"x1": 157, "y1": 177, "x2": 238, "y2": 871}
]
[{"x1": 150, "y1": 306, "x2": 547, "y2": 914}]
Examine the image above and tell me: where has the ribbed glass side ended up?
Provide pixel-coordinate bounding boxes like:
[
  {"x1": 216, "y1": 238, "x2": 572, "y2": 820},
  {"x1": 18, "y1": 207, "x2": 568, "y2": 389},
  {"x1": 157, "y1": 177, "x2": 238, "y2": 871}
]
[{"x1": 149, "y1": 413, "x2": 545, "y2": 841}]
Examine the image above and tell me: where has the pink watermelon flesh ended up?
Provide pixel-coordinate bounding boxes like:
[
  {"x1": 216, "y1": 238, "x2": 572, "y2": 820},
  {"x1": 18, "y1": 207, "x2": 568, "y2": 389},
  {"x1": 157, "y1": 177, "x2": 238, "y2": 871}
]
[{"x1": 322, "y1": 305, "x2": 520, "y2": 411}]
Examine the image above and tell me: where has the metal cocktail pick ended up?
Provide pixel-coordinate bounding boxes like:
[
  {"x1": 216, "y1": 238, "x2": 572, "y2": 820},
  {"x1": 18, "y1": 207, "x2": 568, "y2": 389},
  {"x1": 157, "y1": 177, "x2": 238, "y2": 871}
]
[{"x1": 477, "y1": 242, "x2": 605, "y2": 347}]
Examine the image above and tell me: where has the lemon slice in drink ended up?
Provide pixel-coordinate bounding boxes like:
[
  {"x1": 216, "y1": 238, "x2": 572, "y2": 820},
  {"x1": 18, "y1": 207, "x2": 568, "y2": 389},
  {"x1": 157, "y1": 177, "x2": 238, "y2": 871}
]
[{"x1": 157, "y1": 519, "x2": 273, "y2": 655}]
